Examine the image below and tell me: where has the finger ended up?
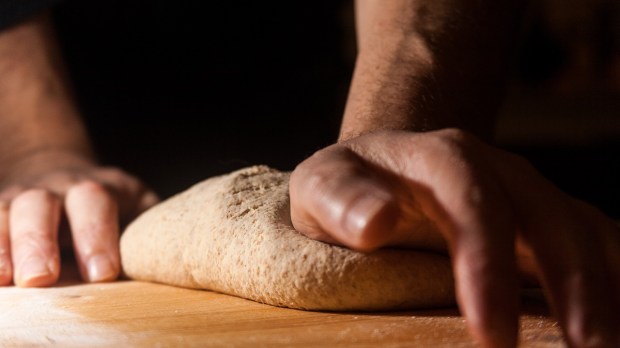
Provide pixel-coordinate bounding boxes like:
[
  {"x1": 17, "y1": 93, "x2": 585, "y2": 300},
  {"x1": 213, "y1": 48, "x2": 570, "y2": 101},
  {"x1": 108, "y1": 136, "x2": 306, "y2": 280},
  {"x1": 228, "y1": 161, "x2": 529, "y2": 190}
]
[
  {"x1": 9, "y1": 189, "x2": 61, "y2": 287},
  {"x1": 343, "y1": 130, "x2": 520, "y2": 347},
  {"x1": 65, "y1": 181, "x2": 120, "y2": 283},
  {"x1": 291, "y1": 145, "x2": 447, "y2": 251},
  {"x1": 437, "y1": 183, "x2": 519, "y2": 348},
  {"x1": 571, "y1": 200, "x2": 620, "y2": 343},
  {"x1": 410, "y1": 159, "x2": 519, "y2": 348},
  {"x1": 0, "y1": 185, "x2": 25, "y2": 202},
  {"x1": 290, "y1": 146, "x2": 402, "y2": 251},
  {"x1": 0, "y1": 202, "x2": 12, "y2": 285},
  {"x1": 494, "y1": 153, "x2": 618, "y2": 347}
]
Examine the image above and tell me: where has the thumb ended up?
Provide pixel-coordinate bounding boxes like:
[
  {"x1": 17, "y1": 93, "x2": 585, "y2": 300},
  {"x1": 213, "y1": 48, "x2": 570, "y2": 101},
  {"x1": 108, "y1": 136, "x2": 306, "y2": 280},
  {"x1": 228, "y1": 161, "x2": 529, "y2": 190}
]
[{"x1": 290, "y1": 144, "x2": 411, "y2": 251}]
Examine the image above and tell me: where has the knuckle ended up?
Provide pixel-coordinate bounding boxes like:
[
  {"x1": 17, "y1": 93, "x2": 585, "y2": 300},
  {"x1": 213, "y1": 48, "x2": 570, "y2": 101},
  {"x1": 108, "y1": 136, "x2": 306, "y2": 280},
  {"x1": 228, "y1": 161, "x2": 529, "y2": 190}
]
[
  {"x1": 293, "y1": 148, "x2": 329, "y2": 176},
  {"x1": 292, "y1": 146, "x2": 358, "y2": 192},
  {"x1": 0, "y1": 185, "x2": 25, "y2": 202},
  {"x1": 304, "y1": 168, "x2": 333, "y2": 195},
  {"x1": 100, "y1": 166, "x2": 131, "y2": 182},
  {"x1": 99, "y1": 167, "x2": 145, "y2": 199},
  {"x1": 459, "y1": 183, "x2": 486, "y2": 209},
  {"x1": 435, "y1": 128, "x2": 476, "y2": 147},
  {"x1": 46, "y1": 170, "x2": 80, "y2": 183},
  {"x1": 14, "y1": 188, "x2": 58, "y2": 204},
  {"x1": 65, "y1": 180, "x2": 116, "y2": 206},
  {"x1": 303, "y1": 160, "x2": 362, "y2": 196},
  {"x1": 429, "y1": 129, "x2": 486, "y2": 164},
  {"x1": 425, "y1": 129, "x2": 474, "y2": 164},
  {"x1": 70, "y1": 180, "x2": 110, "y2": 196}
]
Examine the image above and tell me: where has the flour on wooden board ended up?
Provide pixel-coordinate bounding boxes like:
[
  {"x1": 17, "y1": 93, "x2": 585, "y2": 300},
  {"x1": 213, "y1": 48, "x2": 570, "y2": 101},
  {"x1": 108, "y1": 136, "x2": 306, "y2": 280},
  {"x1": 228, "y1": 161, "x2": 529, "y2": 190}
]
[{"x1": 0, "y1": 286, "x2": 128, "y2": 347}]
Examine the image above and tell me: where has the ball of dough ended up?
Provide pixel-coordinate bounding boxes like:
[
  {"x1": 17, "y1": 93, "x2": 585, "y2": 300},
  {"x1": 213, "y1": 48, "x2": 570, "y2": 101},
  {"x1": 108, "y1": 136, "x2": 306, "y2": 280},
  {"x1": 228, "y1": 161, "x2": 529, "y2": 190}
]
[{"x1": 120, "y1": 166, "x2": 454, "y2": 311}]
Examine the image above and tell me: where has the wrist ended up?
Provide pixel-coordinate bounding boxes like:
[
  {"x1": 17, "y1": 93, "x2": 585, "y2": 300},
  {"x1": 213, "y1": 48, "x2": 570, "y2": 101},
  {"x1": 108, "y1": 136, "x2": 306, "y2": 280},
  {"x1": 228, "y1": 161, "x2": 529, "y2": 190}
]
[
  {"x1": 340, "y1": 45, "x2": 498, "y2": 141},
  {"x1": 339, "y1": 48, "x2": 441, "y2": 142}
]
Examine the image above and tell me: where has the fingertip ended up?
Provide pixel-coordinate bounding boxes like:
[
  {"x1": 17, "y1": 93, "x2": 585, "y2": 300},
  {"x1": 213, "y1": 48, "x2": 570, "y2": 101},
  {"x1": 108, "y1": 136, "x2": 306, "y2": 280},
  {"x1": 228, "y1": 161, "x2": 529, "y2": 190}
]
[
  {"x1": 85, "y1": 253, "x2": 119, "y2": 283},
  {"x1": 14, "y1": 254, "x2": 60, "y2": 287},
  {"x1": 461, "y1": 293, "x2": 519, "y2": 348},
  {"x1": 454, "y1": 251, "x2": 520, "y2": 348},
  {"x1": 16, "y1": 272, "x2": 57, "y2": 287},
  {"x1": 468, "y1": 313, "x2": 519, "y2": 348}
]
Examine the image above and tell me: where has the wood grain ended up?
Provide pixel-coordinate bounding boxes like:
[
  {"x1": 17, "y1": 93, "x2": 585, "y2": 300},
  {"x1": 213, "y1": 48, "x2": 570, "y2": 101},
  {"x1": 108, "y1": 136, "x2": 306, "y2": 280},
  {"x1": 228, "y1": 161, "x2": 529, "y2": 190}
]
[{"x1": 0, "y1": 263, "x2": 563, "y2": 348}]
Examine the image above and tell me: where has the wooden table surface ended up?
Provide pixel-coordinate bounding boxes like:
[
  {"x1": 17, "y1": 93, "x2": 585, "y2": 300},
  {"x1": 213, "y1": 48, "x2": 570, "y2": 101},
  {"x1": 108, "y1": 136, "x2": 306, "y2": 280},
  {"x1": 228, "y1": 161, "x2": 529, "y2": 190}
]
[{"x1": 0, "y1": 262, "x2": 564, "y2": 347}]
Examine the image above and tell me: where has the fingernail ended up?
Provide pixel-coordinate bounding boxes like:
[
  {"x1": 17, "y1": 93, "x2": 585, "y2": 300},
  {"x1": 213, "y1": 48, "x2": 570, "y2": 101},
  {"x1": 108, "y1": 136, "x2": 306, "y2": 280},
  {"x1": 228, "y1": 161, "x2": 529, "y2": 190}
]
[
  {"x1": 18, "y1": 255, "x2": 52, "y2": 286},
  {"x1": 87, "y1": 254, "x2": 116, "y2": 282},
  {"x1": 344, "y1": 191, "x2": 392, "y2": 240}
]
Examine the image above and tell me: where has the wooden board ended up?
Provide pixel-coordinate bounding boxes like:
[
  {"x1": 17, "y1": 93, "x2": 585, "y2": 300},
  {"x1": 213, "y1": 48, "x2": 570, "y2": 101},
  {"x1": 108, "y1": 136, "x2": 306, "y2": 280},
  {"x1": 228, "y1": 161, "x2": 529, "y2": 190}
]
[{"x1": 0, "y1": 263, "x2": 563, "y2": 347}]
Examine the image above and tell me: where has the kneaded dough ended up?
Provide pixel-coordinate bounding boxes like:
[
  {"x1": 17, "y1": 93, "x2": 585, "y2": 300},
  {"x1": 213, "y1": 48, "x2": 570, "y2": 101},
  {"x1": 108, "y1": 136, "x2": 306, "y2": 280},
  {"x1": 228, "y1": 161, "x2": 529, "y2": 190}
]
[{"x1": 120, "y1": 166, "x2": 454, "y2": 311}]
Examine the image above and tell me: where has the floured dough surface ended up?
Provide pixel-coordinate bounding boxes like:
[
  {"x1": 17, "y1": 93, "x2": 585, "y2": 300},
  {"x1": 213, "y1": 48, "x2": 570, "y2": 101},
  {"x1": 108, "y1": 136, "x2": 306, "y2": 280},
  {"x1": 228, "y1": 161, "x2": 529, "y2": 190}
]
[{"x1": 120, "y1": 166, "x2": 454, "y2": 311}]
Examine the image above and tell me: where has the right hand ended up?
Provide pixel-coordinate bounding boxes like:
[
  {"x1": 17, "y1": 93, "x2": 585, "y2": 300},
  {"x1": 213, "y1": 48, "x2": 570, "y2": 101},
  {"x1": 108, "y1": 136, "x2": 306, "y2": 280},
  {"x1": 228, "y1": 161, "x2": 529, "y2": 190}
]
[
  {"x1": 289, "y1": 129, "x2": 619, "y2": 347},
  {"x1": 0, "y1": 153, "x2": 158, "y2": 287}
]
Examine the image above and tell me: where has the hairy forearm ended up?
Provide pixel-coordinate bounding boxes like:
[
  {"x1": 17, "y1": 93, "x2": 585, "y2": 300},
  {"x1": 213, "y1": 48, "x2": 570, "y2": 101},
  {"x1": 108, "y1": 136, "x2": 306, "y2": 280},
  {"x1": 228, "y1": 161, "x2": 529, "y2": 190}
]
[
  {"x1": 0, "y1": 13, "x2": 93, "y2": 180},
  {"x1": 340, "y1": 0, "x2": 524, "y2": 141}
]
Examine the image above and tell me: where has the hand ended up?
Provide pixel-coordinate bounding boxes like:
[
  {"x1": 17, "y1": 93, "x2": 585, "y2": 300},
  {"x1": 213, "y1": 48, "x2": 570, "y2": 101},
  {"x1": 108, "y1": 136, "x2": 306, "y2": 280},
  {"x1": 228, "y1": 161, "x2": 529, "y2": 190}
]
[
  {"x1": 290, "y1": 129, "x2": 619, "y2": 347},
  {"x1": 0, "y1": 152, "x2": 158, "y2": 287}
]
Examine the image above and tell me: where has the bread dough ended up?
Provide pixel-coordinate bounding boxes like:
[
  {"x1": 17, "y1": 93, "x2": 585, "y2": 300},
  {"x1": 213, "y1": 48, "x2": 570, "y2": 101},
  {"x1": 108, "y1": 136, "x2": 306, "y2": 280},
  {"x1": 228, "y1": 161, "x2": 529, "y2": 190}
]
[{"x1": 120, "y1": 166, "x2": 454, "y2": 311}]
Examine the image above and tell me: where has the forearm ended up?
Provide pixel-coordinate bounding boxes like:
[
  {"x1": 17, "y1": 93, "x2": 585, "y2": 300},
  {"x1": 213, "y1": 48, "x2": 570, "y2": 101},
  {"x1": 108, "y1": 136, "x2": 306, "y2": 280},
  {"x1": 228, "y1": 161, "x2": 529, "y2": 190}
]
[
  {"x1": 0, "y1": 13, "x2": 93, "y2": 181},
  {"x1": 340, "y1": 0, "x2": 524, "y2": 141}
]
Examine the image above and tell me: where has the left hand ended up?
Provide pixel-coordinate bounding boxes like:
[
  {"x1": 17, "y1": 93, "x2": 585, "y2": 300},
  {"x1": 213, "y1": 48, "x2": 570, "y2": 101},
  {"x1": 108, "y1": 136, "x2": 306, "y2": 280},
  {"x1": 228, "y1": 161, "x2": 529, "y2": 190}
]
[{"x1": 0, "y1": 152, "x2": 158, "y2": 287}]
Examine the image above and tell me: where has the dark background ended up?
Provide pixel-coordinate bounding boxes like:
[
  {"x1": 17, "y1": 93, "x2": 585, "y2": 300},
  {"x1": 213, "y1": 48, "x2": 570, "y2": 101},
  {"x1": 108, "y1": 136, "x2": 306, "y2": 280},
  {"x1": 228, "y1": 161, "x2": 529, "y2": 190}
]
[
  {"x1": 52, "y1": 1, "x2": 619, "y2": 218},
  {"x1": 53, "y1": 1, "x2": 352, "y2": 197}
]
